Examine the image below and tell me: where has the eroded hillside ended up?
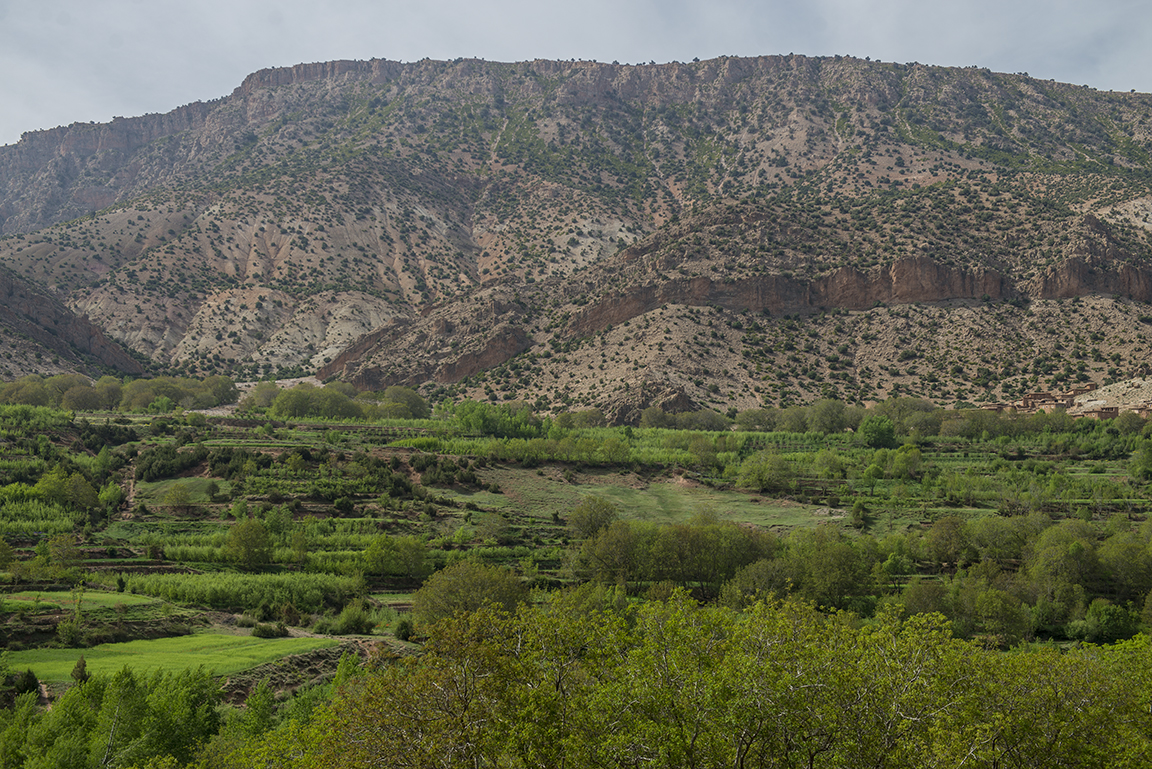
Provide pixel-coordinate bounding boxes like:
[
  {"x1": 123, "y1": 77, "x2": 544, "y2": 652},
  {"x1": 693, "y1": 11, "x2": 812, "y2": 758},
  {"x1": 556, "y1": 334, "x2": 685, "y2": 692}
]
[{"x1": 1, "y1": 55, "x2": 1151, "y2": 408}]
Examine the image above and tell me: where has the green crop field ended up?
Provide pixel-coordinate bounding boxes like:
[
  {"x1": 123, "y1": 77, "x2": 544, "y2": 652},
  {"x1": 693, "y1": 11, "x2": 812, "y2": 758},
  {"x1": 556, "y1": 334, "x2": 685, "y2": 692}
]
[
  {"x1": 443, "y1": 466, "x2": 830, "y2": 526},
  {"x1": 2, "y1": 590, "x2": 160, "y2": 613},
  {"x1": 8, "y1": 632, "x2": 341, "y2": 682}
]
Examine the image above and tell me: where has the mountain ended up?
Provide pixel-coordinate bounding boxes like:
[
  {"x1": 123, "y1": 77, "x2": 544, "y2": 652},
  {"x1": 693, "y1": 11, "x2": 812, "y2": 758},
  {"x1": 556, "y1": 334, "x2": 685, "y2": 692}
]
[
  {"x1": 0, "y1": 265, "x2": 143, "y2": 379},
  {"x1": 1, "y1": 55, "x2": 1152, "y2": 416}
]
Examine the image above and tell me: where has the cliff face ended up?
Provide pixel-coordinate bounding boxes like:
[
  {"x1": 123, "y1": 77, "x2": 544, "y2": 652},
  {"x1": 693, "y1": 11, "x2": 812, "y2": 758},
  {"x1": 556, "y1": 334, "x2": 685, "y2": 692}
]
[
  {"x1": 565, "y1": 258, "x2": 1013, "y2": 339},
  {"x1": 1024, "y1": 258, "x2": 1152, "y2": 301}
]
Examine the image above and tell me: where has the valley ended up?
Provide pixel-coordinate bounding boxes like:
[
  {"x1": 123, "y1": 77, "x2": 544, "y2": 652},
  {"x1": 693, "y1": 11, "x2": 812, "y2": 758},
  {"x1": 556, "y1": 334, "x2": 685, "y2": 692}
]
[{"x1": 3, "y1": 54, "x2": 1152, "y2": 766}]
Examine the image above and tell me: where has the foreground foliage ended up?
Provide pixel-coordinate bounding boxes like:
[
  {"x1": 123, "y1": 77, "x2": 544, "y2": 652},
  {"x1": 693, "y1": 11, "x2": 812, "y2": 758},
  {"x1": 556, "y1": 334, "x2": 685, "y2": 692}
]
[
  {"x1": 0, "y1": 666, "x2": 220, "y2": 768},
  {"x1": 192, "y1": 594, "x2": 1152, "y2": 769}
]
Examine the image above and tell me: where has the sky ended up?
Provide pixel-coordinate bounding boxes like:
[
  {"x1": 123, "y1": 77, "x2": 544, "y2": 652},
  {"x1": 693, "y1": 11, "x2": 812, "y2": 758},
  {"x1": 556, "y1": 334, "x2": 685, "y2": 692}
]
[{"x1": 1, "y1": 0, "x2": 1150, "y2": 147}]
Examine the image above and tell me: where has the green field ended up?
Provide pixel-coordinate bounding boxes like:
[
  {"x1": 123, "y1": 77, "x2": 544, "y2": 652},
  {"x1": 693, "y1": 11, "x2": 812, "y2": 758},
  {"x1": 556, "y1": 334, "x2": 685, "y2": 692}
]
[
  {"x1": 3, "y1": 590, "x2": 161, "y2": 613},
  {"x1": 447, "y1": 466, "x2": 833, "y2": 527},
  {"x1": 134, "y1": 476, "x2": 233, "y2": 505},
  {"x1": 8, "y1": 632, "x2": 340, "y2": 682}
]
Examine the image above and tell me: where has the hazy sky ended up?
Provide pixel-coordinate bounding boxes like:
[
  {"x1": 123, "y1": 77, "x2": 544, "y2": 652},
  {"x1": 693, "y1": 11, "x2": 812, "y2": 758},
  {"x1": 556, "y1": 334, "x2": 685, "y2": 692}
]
[{"x1": 1, "y1": 0, "x2": 1149, "y2": 146}]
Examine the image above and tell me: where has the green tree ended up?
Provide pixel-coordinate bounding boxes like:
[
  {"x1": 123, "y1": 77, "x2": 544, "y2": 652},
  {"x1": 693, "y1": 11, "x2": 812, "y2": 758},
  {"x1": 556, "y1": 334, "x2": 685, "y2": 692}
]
[
  {"x1": 61, "y1": 385, "x2": 102, "y2": 411},
  {"x1": 1099, "y1": 530, "x2": 1152, "y2": 602},
  {"x1": 363, "y1": 535, "x2": 399, "y2": 575},
  {"x1": 808, "y1": 398, "x2": 846, "y2": 433},
  {"x1": 94, "y1": 376, "x2": 123, "y2": 410},
  {"x1": 203, "y1": 375, "x2": 239, "y2": 406},
  {"x1": 1131, "y1": 438, "x2": 1152, "y2": 482},
  {"x1": 161, "y1": 482, "x2": 194, "y2": 514},
  {"x1": 241, "y1": 381, "x2": 280, "y2": 411},
  {"x1": 395, "y1": 535, "x2": 431, "y2": 579},
  {"x1": 737, "y1": 450, "x2": 793, "y2": 493},
  {"x1": 268, "y1": 385, "x2": 315, "y2": 418},
  {"x1": 1082, "y1": 598, "x2": 1139, "y2": 644},
  {"x1": 567, "y1": 496, "x2": 619, "y2": 539},
  {"x1": 859, "y1": 414, "x2": 897, "y2": 448},
  {"x1": 382, "y1": 386, "x2": 430, "y2": 419},
  {"x1": 71, "y1": 655, "x2": 90, "y2": 685},
  {"x1": 1114, "y1": 410, "x2": 1145, "y2": 435},
  {"x1": 47, "y1": 533, "x2": 82, "y2": 574},
  {"x1": 33, "y1": 466, "x2": 70, "y2": 506},
  {"x1": 239, "y1": 679, "x2": 277, "y2": 738},
  {"x1": 924, "y1": 516, "x2": 974, "y2": 571},
  {"x1": 783, "y1": 525, "x2": 875, "y2": 610},
  {"x1": 224, "y1": 518, "x2": 272, "y2": 570},
  {"x1": 412, "y1": 561, "x2": 529, "y2": 627}
]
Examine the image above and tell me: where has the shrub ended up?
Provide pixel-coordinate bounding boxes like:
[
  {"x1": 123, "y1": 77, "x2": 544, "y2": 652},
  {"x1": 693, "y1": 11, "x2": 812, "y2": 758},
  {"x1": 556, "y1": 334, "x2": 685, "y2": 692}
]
[
  {"x1": 13, "y1": 668, "x2": 38, "y2": 695},
  {"x1": 71, "y1": 655, "x2": 90, "y2": 684},
  {"x1": 329, "y1": 601, "x2": 374, "y2": 635},
  {"x1": 252, "y1": 622, "x2": 289, "y2": 638},
  {"x1": 394, "y1": 616, "x2": 415, "y2": 642}
]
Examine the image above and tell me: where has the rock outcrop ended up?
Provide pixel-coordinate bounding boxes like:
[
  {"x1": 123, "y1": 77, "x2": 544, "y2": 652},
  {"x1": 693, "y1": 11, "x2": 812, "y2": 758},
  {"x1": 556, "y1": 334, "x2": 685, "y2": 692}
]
[{"x1": 0, "y1": 268, "x2": 143, "y2": 374}]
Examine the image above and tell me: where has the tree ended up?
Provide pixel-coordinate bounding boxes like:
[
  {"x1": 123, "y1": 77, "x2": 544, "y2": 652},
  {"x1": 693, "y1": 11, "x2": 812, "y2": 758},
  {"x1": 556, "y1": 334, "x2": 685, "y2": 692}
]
[
  {"x1": 1130, "y1": 439, "x2": 1152, "y2": 482},
  {"x1": 808, "y1": 399, "x2": 846, "y2": 433},
  {"x1": 1082, "y1": 598, "x2": 1139, "y2": 644},
  {"x1": 383, "y1": 386, "x2": 430, "y2": 419},
  {"x1": 783, "y1": 525, "x2": 874, "y2": 610},
  {"x1": 240, "y1": 679, "x2": 277, "y2": 737},
  {"x1": 203, "y1": 375, "x2": 239, "y2": 406},
  {"x1": 268, "y1": 385, "x2": 315, "y2": 418},
  {"x1": 395, "y1": 536, "x2": 431, "y2": 579},
  {"x1": 364, "y1": 535, "x2": 399, "y2": 575},
  {"x1": 161, "y1": 482, "x2": 194, "y2": 514},
  {"x1": 1114, "y1": 410, "x2": 1145, "y2": 435},
  {"x1": 975, "y1": 588, "x2": 1032, "y2": 646},
  {"x1": 224, "y1": 518, "x2": 271, "y2": 569},
  {"x1": 567, "y1": 496, "x2": 619, "y2": 539},
  {"x1": 61, "y1": 385, "x2": 101, "y2": 411},
  {"x1": 1099, "y1": 530, "x2": 1152, "y2": 602},
  {"x1": 47, "y1": 533, "x2": 82, "y2": 573},
  {"x1": 71, "y1": 655, "x2": 90, "y2": 685},
  {"x1": 639, "y1": 406, "x2": 674, "y2": 428},
  {"x1": 311, "y1": 387, "x2": 364, "y2": 419},
  {"x1": 735, "y1": 408, "x2": 778, "y2": 432},
  {"x1": 737, "y1": 451, "x2": 792, "y2": 493},
  {"x1": 412, "y1": 561, "x2": 529, "y2": 627},
  {"x1": 33, "y1": 467, "x2": 70, "y2": 505},
  {"x1": 95, "y1": 376, "x2": 123, "y2": 410},
  {"x1": 859, "y1": 415, "x2": 897, "y2": 448},
  {"x1": 925, "y1": 517, "x2": 977, "y2": 573},
  {"x1": 241, "y1": 381, "x2": 280, "y2": 411}
]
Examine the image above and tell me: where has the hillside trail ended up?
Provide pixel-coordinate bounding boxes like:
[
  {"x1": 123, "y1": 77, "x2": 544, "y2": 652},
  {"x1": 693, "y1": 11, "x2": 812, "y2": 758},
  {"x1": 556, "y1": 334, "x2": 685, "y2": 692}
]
[{"x1": 125, "y1": 475, "x2": 137, "y2": 511}]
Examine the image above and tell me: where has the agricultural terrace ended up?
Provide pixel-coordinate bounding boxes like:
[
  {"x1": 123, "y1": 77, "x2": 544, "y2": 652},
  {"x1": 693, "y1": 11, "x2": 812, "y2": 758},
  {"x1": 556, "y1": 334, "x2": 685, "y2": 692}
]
[{"x1": 1, "y1": 375, "x2": 1152, "y2": 765}]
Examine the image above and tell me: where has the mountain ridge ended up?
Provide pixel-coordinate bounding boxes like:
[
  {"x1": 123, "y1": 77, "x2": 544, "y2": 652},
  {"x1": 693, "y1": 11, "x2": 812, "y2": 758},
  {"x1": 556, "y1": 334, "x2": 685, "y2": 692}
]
[{"x1": 1, "y1": 55, "x2": 1151, "y2": 413}]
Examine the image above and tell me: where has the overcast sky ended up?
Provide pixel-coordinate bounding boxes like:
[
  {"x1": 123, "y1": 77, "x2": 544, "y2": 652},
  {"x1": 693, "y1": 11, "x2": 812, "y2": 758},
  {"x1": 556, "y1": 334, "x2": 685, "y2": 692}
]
[{"x1": 1, "y1": 0, "x2": 1149, "y2": 147}]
